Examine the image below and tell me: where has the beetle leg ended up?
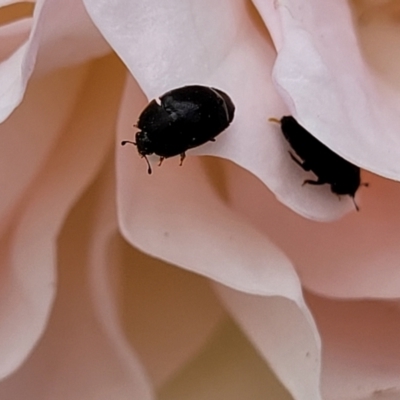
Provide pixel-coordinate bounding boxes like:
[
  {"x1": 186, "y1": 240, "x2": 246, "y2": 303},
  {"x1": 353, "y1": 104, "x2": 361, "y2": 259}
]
[
  {"x1": 288, "y1": 151, "x2": 310, "y2": 171},
  {"x1": 179, "y1": 153, "x2": 186, "y2": 166},
  {"x1": 210, "y1": 138, "x2": 216, "y2": 142},
  {"x1": 302, "y1": 178, "x2": 325, "y2": 187},
  {"x1": 158, "y1": 157, "x2": 164, "y2": 166},
  {"x1": 142, "y1": 155, "x2": 152, "y2": 175},
  {"x1": 352, "y1": 197, "x2": 360, "y2": 212}
]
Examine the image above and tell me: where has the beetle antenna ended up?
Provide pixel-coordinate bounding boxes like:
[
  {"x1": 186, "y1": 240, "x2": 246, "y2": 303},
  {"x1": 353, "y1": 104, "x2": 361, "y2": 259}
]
[
  {"x1": 142, "y1": 155, "x2": 152, "y2": 174},
  {"x1": 268, "y1": 117, "x2": 281, "y2": 124},
  {"x1": 121, "y1": 140, "x2": 137, "y2": 146},
  {"x1": 352, "y1": 196, "x2": 360, "y2": 212}
]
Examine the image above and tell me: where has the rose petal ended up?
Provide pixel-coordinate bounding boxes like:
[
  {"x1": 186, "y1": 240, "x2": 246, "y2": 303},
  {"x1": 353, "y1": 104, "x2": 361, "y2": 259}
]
[
  {"x1": 307, "y1": 292, "x2": 400, "y2": 400},
  {"x1": 215, "y1": 284, "x2": 322, "y2": 400},
  {"x1": 91, "y1": 155, "x2": 264, "y2": 396},
  {"x1": 118, "y1": 241, "x2": 225, "y2": 387},
  {"x1": 0, "y1": 0, "x2": 110, "y2": 123},
  {"x1": 0, "y1": 55, "x2": 125, "y2": 378},
  {"x1": 352, "y1": 0, "x2": 400, "y2": 92},
  {"x1": 159, "y1": 319, "x2": 293, "y2": 400},
  {"x1": 0, "y1": 1, "x2": 34, "y2": 25},
  {"x1": 0, "y1": 19, "x2": 31, "y2": 62},
  {"x1": 0, "y1": 157, "x2": 153, "y2": 400},
  {"x1": 32, "y1": 0, "x2": 111, "y2": 74},
  {"x1": 0, "y1": 63, "x2": 88, "y2": 233},
  {"x1": 0, "y1": 43, "x2": 29, "y2": 121},
  {"x1": 0, "y1": 1, "x2": 34, "y2": 7},
  {"x1": 226, "y1": 160, "x2": 400, "y2": 299},
  {"x1": 254, "y1": 0, "x2": 400, "y2": 181},
  {"x1": 83, "y1": 0, "x2": 270, "y2": 97},
  {"x1": 84, "y1": 0, "x2": 351, "y2": 220}
]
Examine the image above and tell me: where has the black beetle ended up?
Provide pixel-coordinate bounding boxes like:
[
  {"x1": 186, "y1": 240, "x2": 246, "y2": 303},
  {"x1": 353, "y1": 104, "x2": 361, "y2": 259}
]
[
  {"x1": 122, "y1": 85, "x2": 235, "y2": 174},
  {"x1": 270, "y1": 116, "x2": 367, "y2": 210}
]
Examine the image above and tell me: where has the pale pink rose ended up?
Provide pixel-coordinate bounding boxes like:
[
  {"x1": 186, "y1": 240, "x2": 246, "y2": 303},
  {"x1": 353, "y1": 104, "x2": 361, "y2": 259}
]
[{"x1": 0, "y1": 0, "x2": 399, "y2": 399}]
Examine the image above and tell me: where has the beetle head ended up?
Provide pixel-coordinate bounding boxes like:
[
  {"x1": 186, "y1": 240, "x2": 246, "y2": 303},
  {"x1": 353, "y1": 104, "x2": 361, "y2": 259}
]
[
  {"x1": 135, "y1": 131, "x2": 153, "y2": 156},
  {"x1": 331, "y1": 180, "x2": 360, "y2": 211},
  {"x1": 121, "y1": 131, "x2": 153, "y2": 174},
  {"x1": 135, "y1": 131, "x2": 154, "y2": 174},
  {"x1": 331, "y1": 180, "x2": 359, "y2": 198}
]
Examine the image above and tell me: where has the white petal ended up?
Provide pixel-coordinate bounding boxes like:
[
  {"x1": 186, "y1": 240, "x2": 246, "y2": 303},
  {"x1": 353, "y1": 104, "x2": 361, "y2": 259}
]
[
  {"x1": 159, "y1": 319, "x2": 294, "y2": 400},
  {"x1": 0, "y1": 156, "x2": 153, "y2": 400},
  {"x1": 0, "y1": 0, "x2": 110, "y2": 123},
  {"x1": 226, "y1": 161, "x2": 400, "y2": 299},
  {"x1": 215, "y1": 285, "x2": 322, "y2": 400},
  {"x1": 307, "y1": 292, "x2": 400, "y2": 400},
  {"x1": 0, "y1": 56, "x2": 125, "y2": 378},
  {"x1": 0, "y1": 64, "x2": 88, "y2": 232},
  {"x1": 117, "y1": 243, "x2": 225, "y2": 387},
  {"x1": 0, "y1": 19, "x2": 31, "y2": 62}
]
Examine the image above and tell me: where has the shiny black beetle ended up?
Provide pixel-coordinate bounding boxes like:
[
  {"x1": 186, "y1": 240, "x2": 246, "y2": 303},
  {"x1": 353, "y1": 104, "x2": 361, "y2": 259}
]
[
  {"x1": 270, "y1": 116, "x2": 366, "y2": 210},
  {"x1": 122, "y1": 85, "x2": 235, "y2": 174}
]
